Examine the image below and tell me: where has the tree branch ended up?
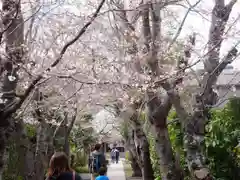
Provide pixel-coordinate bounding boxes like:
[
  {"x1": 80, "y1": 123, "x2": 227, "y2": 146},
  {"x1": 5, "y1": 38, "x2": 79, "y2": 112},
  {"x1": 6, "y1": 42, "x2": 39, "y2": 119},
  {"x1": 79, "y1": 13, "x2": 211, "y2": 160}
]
[
  {"x1": 142, "y1": 4, "x2": 151, "y2": 52},
  {"x1": 204, "y1": 0, "x2": 237, "y2": 72},
  {"x1": 67, "y1": 107, "x2": 78, "y2": 135},
  {"x1": 167, "y1": 0, "x2": 201, "y2": 51},
  {"x1": 2, "y1": 0, "x2": 106, "y2": 119},
  {"x1": 202, "y1": 45, "x2": 238, "y2": 97}
]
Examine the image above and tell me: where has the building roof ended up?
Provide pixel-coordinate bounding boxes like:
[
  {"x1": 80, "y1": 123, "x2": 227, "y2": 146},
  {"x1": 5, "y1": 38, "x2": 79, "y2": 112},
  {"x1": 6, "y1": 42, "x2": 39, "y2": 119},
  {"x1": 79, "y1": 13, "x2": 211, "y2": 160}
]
[
  {"x1": 185, "y1": 65, "x2": 240, "y2": 87},
  {"x1": 216, "y1": 70, "x2": 240, "y2": 86}
]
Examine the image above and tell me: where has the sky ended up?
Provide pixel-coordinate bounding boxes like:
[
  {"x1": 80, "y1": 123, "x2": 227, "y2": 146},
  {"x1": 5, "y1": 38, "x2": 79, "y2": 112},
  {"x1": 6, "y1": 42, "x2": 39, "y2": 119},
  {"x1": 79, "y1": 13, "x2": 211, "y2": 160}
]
[
  {"x1": 93, "y1": 109, "x2": 122, "y2": 142},
  {"x1": 168, "y1": 0, "x2": 240, "y2": 69}
]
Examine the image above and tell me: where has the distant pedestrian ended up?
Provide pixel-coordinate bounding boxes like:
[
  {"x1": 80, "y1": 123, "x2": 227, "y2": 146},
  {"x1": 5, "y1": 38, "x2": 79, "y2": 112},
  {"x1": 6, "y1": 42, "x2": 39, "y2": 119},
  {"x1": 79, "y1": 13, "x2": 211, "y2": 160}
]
[
  {"x1": 114, "y1": 148, "x2": 120, "y2": 164},
  {"x1": 95, "y1": 167, "x2": 109, "y2": 180},
  {"x1": 110, "y1": 148, "x2": 115, "y2": 163}
]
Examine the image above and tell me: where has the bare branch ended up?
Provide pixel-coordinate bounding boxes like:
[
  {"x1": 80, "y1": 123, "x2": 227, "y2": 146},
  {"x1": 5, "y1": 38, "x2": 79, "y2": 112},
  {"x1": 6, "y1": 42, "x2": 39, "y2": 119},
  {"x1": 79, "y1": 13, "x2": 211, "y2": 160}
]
[
  {"x1": 204, "y1": 0, "x2": 237, "y2": 72},
  {"x1": 142, "y1": 4, "x2": 151, "y2": 52},
  {"x1": 67, "y1": 106, "x2": 78, "y2": 135},
  {"x1": 202, "y1": 45, "x2": 239, "y2": 97},
  {"x1": 53, "y1": 119, "x2": 65, "y2": 138},
  {"x1": 2, "y1": 0, "x2": 106, "y2": 119},
  {"x1": 167, "y1": 0, "x2": 201, "y2": 51}
]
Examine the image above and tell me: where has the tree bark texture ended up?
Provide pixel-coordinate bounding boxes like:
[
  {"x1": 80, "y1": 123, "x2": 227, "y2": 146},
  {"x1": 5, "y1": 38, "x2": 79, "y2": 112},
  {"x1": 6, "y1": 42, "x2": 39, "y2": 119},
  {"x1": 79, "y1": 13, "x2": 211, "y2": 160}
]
[
  {"x1": 163, "y1": 1, "x2": 238, "y2": 179},
  {"x1": 129, "y1": 102, "x2": 155, "y2": 180},
  {"x1": 122, "y1": 122, "x2": 142, "y2": 177},
  {"x1": 128, "y1": 150, "x2": 142, "y2": 177},
  {"x1": 184, "y1": 1, "x2": 237, "y2": 179},
  {"x1": 0, "y1": 0, "x2": 24, "y2": 178},
  {"x1": 64, "y1": 112, "x2": 70, "y2": 157},
  {"x1": 146, "y1": 90, "x2": 183, "y2": 180}
]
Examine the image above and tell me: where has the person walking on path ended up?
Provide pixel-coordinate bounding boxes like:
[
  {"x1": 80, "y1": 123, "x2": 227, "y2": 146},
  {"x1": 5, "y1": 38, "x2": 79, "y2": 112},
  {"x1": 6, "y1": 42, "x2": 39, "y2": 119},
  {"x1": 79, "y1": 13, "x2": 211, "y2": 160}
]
[
  {"x1": 95, "y1": 167, "x2": 109, "y2": 180},
  {"x1": 45, "y1": 152, "x2": 82, "y2": 180},
  {"x1": 114, "y1": 148, "x2": 120, "y2": 164},
  {"x1": 110, "y1": 148, "x2": 115, "y2": 163},
  {"x1": 89, "y1": 144, "x2": 107, "y2": 180}
]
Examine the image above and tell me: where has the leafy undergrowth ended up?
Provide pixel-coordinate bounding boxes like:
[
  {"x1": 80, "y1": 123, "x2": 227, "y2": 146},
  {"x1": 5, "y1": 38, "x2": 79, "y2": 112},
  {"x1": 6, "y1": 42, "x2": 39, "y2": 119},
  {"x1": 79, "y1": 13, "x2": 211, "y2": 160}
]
[
  {"x1": 75, "y1": 165, "x2": 89, "y2": 174},
  {"x1": 123, "y1": 160, "x2": 133, "y2": 178}
]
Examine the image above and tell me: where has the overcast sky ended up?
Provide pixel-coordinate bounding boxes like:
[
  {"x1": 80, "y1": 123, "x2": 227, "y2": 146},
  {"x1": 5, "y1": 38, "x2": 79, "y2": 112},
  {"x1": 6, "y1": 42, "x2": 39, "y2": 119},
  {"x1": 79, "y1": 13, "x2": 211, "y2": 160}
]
[{"x1": 173, "y1": 0, "x2": 240, "y2": 69}]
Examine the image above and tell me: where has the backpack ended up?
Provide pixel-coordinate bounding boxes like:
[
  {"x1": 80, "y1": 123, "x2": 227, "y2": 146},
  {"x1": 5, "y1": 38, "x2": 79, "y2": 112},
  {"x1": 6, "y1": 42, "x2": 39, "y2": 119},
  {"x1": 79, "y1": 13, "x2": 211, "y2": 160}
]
[{"x1": 92, "y1": 153, "x2": 103, "y2": 173}]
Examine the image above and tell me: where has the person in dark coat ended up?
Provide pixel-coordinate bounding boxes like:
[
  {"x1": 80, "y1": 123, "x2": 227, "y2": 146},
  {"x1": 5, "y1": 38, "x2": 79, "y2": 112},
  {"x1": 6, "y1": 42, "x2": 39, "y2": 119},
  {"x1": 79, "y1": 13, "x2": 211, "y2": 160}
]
[
  {"x1": 110, "y1": 148, "x2": 115, "y2": 163},
  {"x1": 114, "y1": 148, "x2": 120, "y2": 164}
]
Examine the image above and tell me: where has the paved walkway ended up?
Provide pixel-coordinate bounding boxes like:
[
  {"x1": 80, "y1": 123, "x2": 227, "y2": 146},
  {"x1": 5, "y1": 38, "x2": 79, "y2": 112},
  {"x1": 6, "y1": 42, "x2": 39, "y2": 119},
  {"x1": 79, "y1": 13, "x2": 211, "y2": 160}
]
[
  {"x1": 80, "y1": 158, "x2": 126, "y2": 180},
  {"x1": 107, "y1": 158, "x2": 126, "y2": 180}
]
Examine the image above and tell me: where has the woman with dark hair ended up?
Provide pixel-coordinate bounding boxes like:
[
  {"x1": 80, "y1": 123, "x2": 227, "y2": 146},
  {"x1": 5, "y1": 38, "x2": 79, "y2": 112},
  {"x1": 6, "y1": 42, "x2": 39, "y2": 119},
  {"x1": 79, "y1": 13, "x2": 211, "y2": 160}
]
[{"x1": 46, "y1": 152, "x2": 82, "y2": 180}]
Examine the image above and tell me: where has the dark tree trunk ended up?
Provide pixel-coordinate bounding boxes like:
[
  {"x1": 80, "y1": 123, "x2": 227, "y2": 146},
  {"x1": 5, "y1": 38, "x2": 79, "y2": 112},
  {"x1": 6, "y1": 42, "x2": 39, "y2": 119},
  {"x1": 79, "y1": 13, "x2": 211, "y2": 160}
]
[
  {"x1": 140, "y1": 137, "x2": 155, "y2": 180},
  {"x1": 34, "y1": 121, "x2": 48, "y2": 180},
  {"x1": 0, "y1": 0, "x2": 24, "y2": 178},
  {"x1": 32, "y1": 91, "x2": 51, "y2": 180},
  {"x1": 146, "y1": 91, "x2": 183, "y2": 180},
  {"x1": 129, "y1": 102, "x2": 155, "y2": 180},
  {"x1": 14, "y1": 121, "x2": 29, "y2": 179},
  {"x1": 64, "y1": 112, "x2": 70, "y2": 157},
  {"x1": 129, "y1": 150, "x2": 142, "y2": 177},
  {"x1": 122, "y1": 122, "x2": 143, "y2": 177}
]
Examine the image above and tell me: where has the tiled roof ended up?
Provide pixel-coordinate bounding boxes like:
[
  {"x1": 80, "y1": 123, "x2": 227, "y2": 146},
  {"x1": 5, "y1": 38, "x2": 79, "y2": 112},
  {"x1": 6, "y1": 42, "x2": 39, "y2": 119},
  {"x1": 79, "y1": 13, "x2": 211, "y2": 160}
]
[
  {"x1": 216, "y1": 70, "x2": 240, "y2": 86},
  {"x1": 185, "y1": 67, "x2": 240, "y2": 86}
]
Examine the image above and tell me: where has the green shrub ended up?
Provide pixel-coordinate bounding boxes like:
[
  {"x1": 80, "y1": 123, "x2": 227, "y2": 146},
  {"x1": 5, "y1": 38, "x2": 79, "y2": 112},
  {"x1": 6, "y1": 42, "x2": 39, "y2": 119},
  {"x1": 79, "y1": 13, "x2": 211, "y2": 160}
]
[
  {"x1": 75, "y1": 165, "x2": 89, "y2": 173},
  {"x1": 148, "y1": 133, "x2": 160, "y2": 178},
  {"x1": 125, "y1": 151, "x2": 130, "y2": 162},
  {"x1": 75, "y1": 151, "x2": 87, "y2": 167},
  {"x1": 205, "y1": 98, "x2": 240, "y2": 180}
]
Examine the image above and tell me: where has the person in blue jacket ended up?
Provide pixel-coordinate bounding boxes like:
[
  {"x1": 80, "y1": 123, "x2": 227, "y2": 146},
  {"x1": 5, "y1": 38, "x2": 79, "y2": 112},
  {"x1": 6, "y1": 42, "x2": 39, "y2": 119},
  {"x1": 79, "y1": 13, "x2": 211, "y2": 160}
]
[{"x1": 95, "y1": 167, "x2": 109, "y2": 180}]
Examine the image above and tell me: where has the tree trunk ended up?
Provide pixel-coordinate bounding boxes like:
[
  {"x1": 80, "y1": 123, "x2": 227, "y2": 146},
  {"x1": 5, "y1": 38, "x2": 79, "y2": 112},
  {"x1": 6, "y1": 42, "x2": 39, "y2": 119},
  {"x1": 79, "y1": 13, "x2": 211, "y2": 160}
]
[
  {"x1": 155, "y1": 127, "x2": 183, "y2": 180},
  {"x1": 129, "y1": 103, "x2": 154, "y2": 180},
  {"x1": 34, "y1": 121, "x2": 48, "y2": 180},
  {"x1": 64, "y1": 112, "x2": 70, "y2": 157},
  {"x1": 0, "y1": 145, "x2": 7, "y2": 180},
  {"x1": 23, "y1": 143, "x2": 36, "y2": 180},
  {"x1": 33, "y1": 92, "x2": 51, "y2": 180},
  {"x1": 182, "y1": 1, "x2": 238, "y2": 179},
  {"x1": 122, "y1": 123, "x2": 142, "y2": 177},
  {"x1": 13, "y1": 121, "x2": 29, "y2": 179},
  {"x1": 129, "y1": 150, "x2": 142, "y2": 177},
  {"x1": 0, "y1": 0, "x2": 24, "y2": 178},
  {"x1": 64, "y1": 108, "x2": 77, "y2": 158},
  {"x1": 146, "y1": 91, "x2": 183, "y2": 180},
  {"x1": 140, "y1": 137, "x2": 154, "y2": 180}
]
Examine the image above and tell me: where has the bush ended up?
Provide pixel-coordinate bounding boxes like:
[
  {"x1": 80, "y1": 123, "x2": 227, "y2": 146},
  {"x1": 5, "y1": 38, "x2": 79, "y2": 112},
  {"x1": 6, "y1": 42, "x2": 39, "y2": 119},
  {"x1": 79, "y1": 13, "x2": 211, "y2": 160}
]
[
  {"x1": 75, "y1": 165, "x2": 89, "y2": 173},
  {"x1": 205, "y1": 98, "x2": 240, "y2": 179},
  {"x1": 125, "y1": 151, "x2": 130, "y2": 162},
  {"x1": 74, "y1": 151, "x2": 88, "y2": 167}
]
